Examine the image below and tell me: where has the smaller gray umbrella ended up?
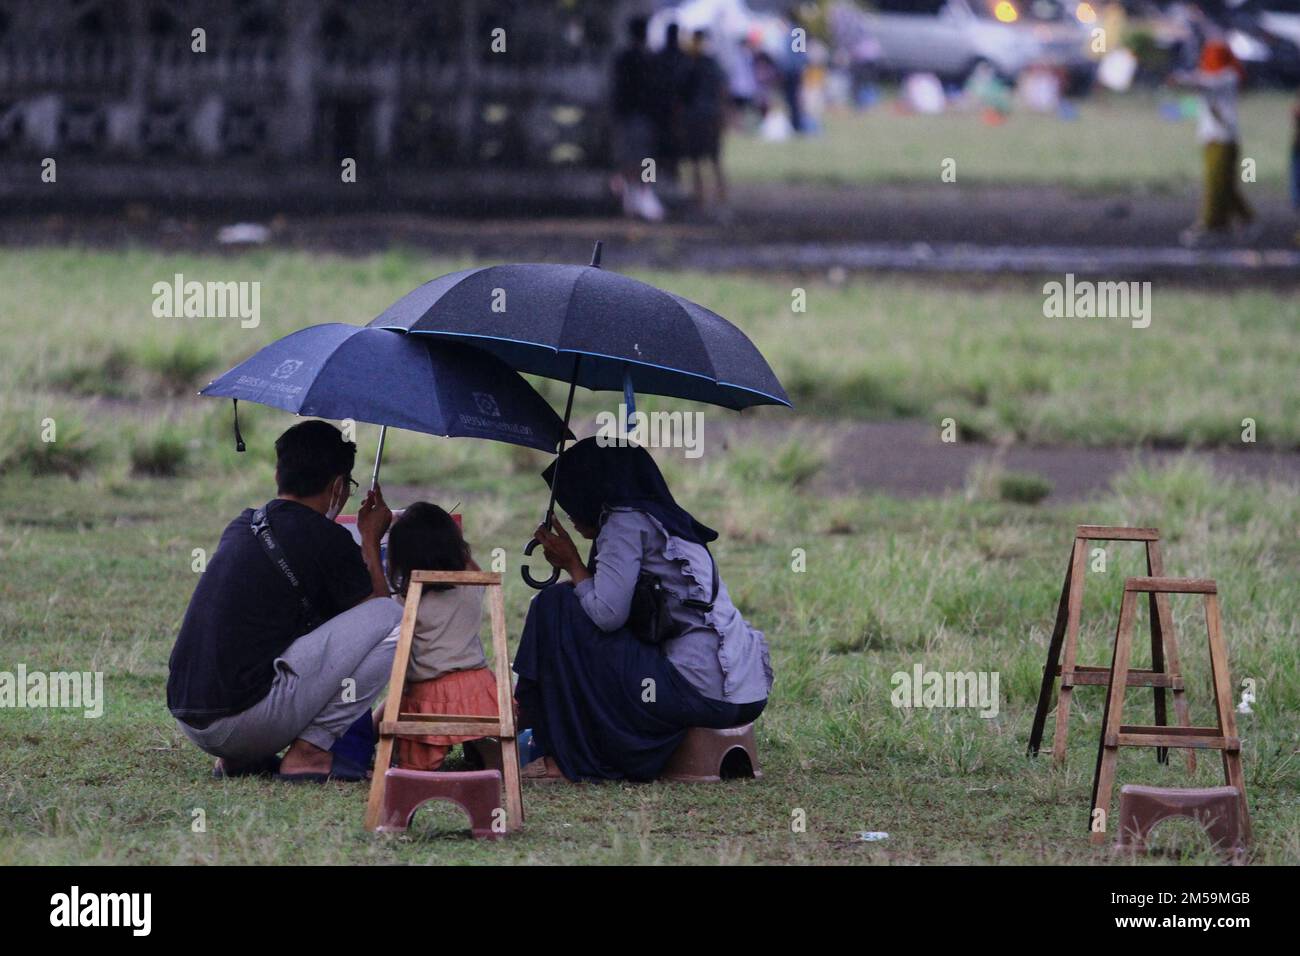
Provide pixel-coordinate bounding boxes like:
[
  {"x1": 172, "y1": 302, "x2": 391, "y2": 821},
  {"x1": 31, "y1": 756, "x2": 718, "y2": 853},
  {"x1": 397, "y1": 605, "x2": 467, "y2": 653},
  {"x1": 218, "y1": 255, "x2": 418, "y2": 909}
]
[{"x1": 200, "y1": 323, "x2": 568, "y2": 485}]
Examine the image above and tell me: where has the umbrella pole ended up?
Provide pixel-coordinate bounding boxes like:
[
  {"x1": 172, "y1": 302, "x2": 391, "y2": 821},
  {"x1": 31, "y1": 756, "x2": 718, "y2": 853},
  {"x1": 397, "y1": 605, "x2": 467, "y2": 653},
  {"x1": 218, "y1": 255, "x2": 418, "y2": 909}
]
[
  {"x1": 522, "y1": 355, "x2": 580, "y2": 589},
  {"x1": 536, "y1": 243, "x2": 599, "y2": 526},
  {"x1": 542, "y1": 360, "x2": 581, "y2": 529},
  {"x1": 370, "y1": 425, "x2": 388, "y2": 491},
  {"x1": 533, "y1": 244, "x2": 598, "y2": 526}
]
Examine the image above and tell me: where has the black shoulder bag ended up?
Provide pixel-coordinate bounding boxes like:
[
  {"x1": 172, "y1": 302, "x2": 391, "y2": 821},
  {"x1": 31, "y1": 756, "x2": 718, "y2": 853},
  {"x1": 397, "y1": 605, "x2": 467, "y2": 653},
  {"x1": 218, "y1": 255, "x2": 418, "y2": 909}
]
[
  {"x1": 627, "y1": 548, "x2": 720, "y2": 647},
  {"x1": 250, "y1": 505, "x2": 325, "y2": 634}
]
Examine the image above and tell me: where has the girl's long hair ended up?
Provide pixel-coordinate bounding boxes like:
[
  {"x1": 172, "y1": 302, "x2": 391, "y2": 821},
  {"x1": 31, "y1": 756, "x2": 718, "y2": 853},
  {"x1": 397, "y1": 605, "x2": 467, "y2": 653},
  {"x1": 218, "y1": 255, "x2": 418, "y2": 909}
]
[{"x1": 385, "y1": 502, "x2": 471, "y2": 595}]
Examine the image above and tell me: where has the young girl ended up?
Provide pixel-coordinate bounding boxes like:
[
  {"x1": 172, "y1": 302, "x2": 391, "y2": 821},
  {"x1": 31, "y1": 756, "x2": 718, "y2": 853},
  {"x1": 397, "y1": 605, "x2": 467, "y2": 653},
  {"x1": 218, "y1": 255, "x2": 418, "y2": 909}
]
[{"x1": 382, "y1": 502, "x2": 498, "y2": 771}]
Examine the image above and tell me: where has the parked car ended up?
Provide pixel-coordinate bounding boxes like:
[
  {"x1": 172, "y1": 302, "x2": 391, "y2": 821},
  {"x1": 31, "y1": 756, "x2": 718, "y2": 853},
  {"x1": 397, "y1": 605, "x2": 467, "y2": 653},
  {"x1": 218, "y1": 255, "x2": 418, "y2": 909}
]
[
  {"x1": 1129, "y1": 1, "x2": 1300, "y2": 88},
  {"x1": 862, "y1": 0, "x2": 1096, "y2": 89},
  {"x1": 1252, "y1": 0, "x2": 1300, "y2": 51},
  {"x1": 1225, "y1": 0, "x2": 1300, "y2": 86}
]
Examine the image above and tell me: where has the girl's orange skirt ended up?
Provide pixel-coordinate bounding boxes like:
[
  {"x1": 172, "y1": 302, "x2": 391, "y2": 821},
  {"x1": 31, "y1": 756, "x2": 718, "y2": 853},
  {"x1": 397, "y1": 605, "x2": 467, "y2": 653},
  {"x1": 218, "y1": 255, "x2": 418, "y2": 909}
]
[{"x1": 397, "y1": 667, "x2": 499, "y2": 772}]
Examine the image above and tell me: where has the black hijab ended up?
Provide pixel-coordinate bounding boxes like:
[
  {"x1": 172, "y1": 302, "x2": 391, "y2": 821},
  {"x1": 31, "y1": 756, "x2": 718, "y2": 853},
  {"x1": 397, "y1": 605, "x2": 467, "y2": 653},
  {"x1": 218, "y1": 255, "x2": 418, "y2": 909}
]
[{"x1": 541, "y1": 437, "x2": 718, "y2": 545}]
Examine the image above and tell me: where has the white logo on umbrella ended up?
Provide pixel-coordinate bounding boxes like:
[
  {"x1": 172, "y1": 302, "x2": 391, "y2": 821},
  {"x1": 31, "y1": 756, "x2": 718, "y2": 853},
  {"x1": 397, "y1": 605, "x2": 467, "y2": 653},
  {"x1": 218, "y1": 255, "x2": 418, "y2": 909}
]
[
  {"x1": 271, "y1": 359, "x2": 303, "y2": 379},
  {"x1": 472, "y1": 392, "x2": 501, "y2": 417}
]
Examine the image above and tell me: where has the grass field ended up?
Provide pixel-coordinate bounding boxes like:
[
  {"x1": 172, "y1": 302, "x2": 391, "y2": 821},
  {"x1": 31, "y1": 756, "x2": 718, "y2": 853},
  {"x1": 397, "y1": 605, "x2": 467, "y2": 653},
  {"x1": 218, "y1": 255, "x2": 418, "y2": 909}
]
[
  {"x1": 726, "y1": 91, "x2": 1297, "y2": 193},
  {"x1": 2, "y1": 444, "x2": 1297, "y2": 864},
  {"x1": 1, "y1": 247, "x2": 1297, "y2": 864},
  {"x1": 1, "y1": 248, "x2": 1297, "y2": 455}
]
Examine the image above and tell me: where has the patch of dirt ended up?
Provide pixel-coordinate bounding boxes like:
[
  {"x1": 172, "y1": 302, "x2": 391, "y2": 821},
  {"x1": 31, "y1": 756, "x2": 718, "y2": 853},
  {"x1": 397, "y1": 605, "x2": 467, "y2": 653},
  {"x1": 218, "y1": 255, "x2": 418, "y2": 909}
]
[
  {"x1": 706, "y1": 418, "x2": 1300, "y2": 503},
  {"x1": 5, "y1": 180, "x2": 1298, "y2": 283},
  {"x1": 64, "y1": 395, "x2": 1300, "y2": 502}
]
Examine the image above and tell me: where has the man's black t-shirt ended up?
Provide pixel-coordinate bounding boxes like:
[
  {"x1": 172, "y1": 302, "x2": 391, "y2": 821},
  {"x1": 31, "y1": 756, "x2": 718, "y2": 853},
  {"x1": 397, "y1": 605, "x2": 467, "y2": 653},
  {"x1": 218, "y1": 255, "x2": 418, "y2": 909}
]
[{"x1": 167, "y1": 499, "x2": 373, "y2": 724}]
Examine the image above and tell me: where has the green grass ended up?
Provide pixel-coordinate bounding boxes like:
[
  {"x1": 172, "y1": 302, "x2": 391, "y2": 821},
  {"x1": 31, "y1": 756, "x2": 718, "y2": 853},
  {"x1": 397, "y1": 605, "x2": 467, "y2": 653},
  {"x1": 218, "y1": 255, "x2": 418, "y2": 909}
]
[
  {"x1": 726, "y1": 91, "x2": 1296, "y2": 193},
  {"x1": 0, "y1": 444, "x2": 1296, "y2": 864},
  {"x1": 997, "y1": 471, "x2": 1053, "y2": 505},
  {"x1": 0, "y1": 406, "x2": 103, "y2": 478},
  {"x1": 129, "y1": 424, "x2": 192, "y2": 478},
  {"x1": 1, "y1": 248, "x2": 1296, "y2": 449},
  {"x1": 0, "y1": 247, "x2": 1296, "y2": 864},
  {"x1": 965, "y1": 461, "x2": 1055, "y2": 505}
]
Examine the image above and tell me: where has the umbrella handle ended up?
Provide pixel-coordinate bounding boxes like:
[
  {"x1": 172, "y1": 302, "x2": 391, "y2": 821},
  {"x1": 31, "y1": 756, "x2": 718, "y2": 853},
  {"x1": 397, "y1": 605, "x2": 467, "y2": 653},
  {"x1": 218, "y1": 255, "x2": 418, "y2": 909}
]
[{"x1": 521, "y1": 538, "x2": 561, "y2": 589}]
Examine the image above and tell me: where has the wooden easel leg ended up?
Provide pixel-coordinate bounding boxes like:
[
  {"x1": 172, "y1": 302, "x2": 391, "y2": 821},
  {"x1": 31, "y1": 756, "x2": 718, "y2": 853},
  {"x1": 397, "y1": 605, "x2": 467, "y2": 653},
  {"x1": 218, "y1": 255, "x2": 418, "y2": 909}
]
[
  {"x1": 1028, "y1": 549, "x2": 1075, "y2": 757},
  {"x1": 1205, "y1": 593, "x2": 1251, "y2": 845},
  {"x1": 1090, "y1": 591, "x2": 1136, "y2": 845},
  {"x1": 1223, "y1": 752, "x2": 1250, "y2": 846},
  {"x1": 364, "y1": 737, "x2": 396, "y2": 831},
  {"x1": 1148, "y1": 587, "x2": 1170, "y2": 766},
  {"x1": 1051, "y1": 539, "x2": 1087, "y2": 767},
  {"x1": 364, "y1": 583, "x2": 424, "y2": 833},
  {"x1": 488, "y1": 584, "x2": 525, "y2": 831},
  {"x1": 500, "y1": 740, "x2": 524, "y2": 832},
  {"x1": 1148, "y1": 541, "x2": 1196, "y2": 773}
]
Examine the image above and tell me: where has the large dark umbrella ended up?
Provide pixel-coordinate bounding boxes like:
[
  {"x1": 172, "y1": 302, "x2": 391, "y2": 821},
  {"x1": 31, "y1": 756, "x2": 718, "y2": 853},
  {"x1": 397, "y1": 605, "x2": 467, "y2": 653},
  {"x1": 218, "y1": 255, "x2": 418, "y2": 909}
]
[
  {"x1": 200, "y1": 323, "x2": 568, "y2": 485},
  {"x1": 367, "y1": 244, "x2": 791, "y2": 586}
]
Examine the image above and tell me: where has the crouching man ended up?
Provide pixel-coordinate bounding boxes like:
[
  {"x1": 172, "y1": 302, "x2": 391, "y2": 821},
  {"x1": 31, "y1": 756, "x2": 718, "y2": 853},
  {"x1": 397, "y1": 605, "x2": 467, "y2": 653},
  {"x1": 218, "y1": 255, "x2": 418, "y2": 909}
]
[{"x1": 167, "y1": 420, "x2": 402, "y2": 781}]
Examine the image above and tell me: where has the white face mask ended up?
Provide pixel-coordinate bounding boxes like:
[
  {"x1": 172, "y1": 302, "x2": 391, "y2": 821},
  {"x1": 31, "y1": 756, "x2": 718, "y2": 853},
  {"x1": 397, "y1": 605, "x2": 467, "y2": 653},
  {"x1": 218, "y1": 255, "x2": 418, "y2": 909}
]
[{"x1": 325, "y1": 478, "x2": 346, "y2": 521}]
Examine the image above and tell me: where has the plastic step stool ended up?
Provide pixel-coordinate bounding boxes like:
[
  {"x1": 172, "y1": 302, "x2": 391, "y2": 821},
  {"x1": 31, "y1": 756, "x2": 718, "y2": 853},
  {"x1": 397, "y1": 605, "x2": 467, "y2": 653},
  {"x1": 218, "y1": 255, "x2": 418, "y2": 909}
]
[
  {"x1": 374, "y1": 768, "x2": 505, "y2": 839},
  {"x1": 1114, "y1": 784, "x2": 1245, "y2": 859},
  {"x1": 661, "y1": 724, "x2": 762, "y2": 783}
]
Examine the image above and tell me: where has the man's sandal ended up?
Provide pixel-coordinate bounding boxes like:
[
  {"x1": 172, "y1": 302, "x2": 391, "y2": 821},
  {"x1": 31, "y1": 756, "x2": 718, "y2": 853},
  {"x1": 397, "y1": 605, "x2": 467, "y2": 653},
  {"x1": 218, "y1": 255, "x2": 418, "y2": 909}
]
[
  {"x1": 274, "y1": 754, "x2": 368, "y2": 784},
  {"x1": 212, "y1": 754, "x2": 282, "y2": 779}
]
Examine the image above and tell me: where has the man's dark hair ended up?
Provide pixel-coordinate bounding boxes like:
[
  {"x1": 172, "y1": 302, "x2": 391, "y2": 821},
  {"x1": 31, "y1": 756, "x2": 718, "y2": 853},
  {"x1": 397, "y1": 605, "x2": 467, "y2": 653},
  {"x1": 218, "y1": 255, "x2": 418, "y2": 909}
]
[
  {"x1": 274, "y1": 420, "x2": 356, "y2": 498},
  {"x1": 386, "y1": 502, "x2": 471, "y2": 595},
  {"x1": 627, "y1": 15, "x2": 648, "y2": 44},
  {"x1": 665, "y1": 22, "x2": 680, "y2": 48}
]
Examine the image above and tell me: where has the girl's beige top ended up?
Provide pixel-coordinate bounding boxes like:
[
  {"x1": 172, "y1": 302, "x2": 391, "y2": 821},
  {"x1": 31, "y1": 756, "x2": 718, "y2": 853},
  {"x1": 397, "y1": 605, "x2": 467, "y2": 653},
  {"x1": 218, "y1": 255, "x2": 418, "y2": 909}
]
[{"x1": 395, "y1": 586, "x2": 487, "y2": 682}]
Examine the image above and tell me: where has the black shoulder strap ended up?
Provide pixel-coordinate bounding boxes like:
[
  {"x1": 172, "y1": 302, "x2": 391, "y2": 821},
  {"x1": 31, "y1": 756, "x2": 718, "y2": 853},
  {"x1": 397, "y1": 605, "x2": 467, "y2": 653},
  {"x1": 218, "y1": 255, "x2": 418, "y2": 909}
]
[
  {"x1": 704, "y1": 546, "x2": 719, "y2": 604},
  {"x1": 251, "y1": 504, "x2": 324, "y2": 631},
  {"x1": 682, "y1": 545, "x2": 719, "y2": 611}
]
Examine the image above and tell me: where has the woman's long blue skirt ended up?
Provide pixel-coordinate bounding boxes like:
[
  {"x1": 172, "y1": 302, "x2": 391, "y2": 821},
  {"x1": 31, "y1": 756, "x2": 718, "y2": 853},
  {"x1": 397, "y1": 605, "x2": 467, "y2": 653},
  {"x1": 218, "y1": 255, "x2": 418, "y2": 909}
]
[{"x1": 513, "y1": 583, "x2": 764, "y2": 782}]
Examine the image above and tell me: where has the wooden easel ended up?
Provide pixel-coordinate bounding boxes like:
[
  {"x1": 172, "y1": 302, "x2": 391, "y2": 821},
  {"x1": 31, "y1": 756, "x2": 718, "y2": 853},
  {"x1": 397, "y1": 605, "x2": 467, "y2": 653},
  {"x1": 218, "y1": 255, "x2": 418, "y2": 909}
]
[
  {"x1": 1027, "y1": 526, "x2": 1195, "y2": 770},
  {"x1": 364, "y1": 570, "x2": 524, "y2": 834},
  {"x1": 1088, "y1": 576, "x2": 1250, "y2": 846}
]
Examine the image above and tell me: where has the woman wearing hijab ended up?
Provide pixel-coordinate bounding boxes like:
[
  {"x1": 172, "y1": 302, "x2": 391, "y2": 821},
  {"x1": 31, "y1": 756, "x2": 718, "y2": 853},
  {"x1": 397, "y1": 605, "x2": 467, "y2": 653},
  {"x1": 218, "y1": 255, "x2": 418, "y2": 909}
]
[{"x1": 514, "y1": 437, "x2": 772, "y2": 782}]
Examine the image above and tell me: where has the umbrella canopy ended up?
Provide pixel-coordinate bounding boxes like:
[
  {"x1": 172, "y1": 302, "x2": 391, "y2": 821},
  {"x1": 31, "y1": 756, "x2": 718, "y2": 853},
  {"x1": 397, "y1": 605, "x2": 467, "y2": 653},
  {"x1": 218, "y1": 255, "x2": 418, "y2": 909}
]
[
  {"x1": 366, "y1": 262, "x2": 791, "y2": 410},
  {"x1": 200, "y1": 323, "x2": 567, "y2": 455},
  {"x1": 366, "y1": 249, "x2": 791, "y2": 588}
]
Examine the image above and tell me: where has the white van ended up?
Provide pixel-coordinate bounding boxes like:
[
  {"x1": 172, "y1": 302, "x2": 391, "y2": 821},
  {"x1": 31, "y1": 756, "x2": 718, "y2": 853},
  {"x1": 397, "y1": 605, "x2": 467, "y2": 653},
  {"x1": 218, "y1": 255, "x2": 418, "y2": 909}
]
[{"x1": 864, "y1": 0, "x2": 1095, "y2": 87}]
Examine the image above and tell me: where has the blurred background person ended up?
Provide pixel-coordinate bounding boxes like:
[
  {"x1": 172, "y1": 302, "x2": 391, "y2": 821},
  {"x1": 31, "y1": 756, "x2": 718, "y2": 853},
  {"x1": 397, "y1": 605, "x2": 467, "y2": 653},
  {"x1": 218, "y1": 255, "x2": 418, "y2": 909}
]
[
  {"x1": 683, "y1": 28, "x2": 730, "y2": 207},
  {"x1": 1172, "y1": 37, "x2": 1256, "y2": 246},
  {"x1": 1292, "y1": 90, "x2": 1300, "y2": 245},
  {"x1": 752, "y1": 44, "x2": 782, "y2": 131},
  {"x1": 779, "y1": 6, "x2": 809, "y2": 135},
  {"x1": 828, "y1": 0, "x2": 882, "y2": 110},
  {"x1": 611, "y1": 15, "x2": 665, "y2": 222},
  {"x1": 654, "y1": 22, "x2": 693, "y2": 189},
  {"x1": 723, "y1": 21, "x2": 760, "y2": 120}
]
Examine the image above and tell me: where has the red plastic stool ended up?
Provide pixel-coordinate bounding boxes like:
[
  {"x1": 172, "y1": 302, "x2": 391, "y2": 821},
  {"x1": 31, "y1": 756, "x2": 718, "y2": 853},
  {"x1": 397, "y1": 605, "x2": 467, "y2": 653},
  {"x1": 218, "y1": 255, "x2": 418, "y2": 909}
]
[
  {"x1": 661, "y1": 724, "x2": 762, "y2": 782},
  {"x1": 375, "y1": 768, "x2": 506, "y2": 840},
  {"x1": 1115, "y1": 784, "x2": 1246, "y2": 860}
]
